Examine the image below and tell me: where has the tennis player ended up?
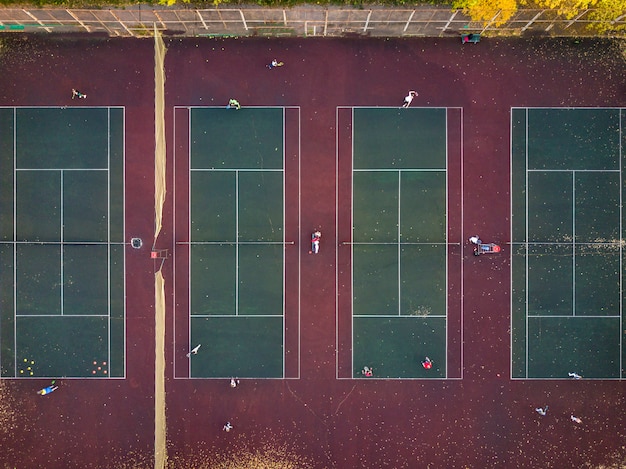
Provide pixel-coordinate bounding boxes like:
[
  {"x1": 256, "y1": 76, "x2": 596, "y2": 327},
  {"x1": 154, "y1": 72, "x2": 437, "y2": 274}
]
[
  {"x1": 37, "y1": 385, "x2": 58, "y2": 396},
  {"x1": 311, "y1": 231, "x2": 322, "y2": 254},
  {"x1": 401, "y1": 90, "x2": 418, "y2": 108},
  {"x1": 186, "y1": 344, "x2": 201, "y2": 357}
]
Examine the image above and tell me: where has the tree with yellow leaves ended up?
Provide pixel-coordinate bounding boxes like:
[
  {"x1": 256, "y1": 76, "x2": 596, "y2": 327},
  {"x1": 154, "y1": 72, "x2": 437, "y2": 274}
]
[
  {"x1": 533, "y1": 0, "x2": 598, "y2": 19},
  {"x1": 452, "y1": 0, "x2": 520, "y2": 26},
  {"x1": 454, "y1": 0, "x2": 625, "y2": 32}
]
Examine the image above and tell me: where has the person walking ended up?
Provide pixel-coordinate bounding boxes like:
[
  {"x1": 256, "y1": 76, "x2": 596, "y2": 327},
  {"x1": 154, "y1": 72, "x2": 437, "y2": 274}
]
[
  {"x1": 571, "y1": 415, "x2": 582, "y2": 424},
  {"x1": 535, "y1": 406, "x2": 548, "y2": 416},
  {"x1": 568, "y1": 372, "x2": 582, "y2": 379},
  {"x1": 223, "y1": 421, "x2": 233, "y2": 432}
]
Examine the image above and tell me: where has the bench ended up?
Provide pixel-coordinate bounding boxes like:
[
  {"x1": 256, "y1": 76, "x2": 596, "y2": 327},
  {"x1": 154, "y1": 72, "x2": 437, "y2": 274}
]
[{"x1": 461, "y1": 33, "x2": 480, "y2": 44}]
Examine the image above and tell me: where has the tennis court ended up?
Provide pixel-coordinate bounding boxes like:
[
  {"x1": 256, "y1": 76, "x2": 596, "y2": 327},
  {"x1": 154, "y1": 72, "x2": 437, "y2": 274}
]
[
  {"x1": 511, "y1": 107, "x2": 625, "y2": 379},
  {"x1": 0, "y1": 106, "x2": 125, "y2": 379},
  {"x1": 173, "y1": 106, "x2": 301, "y2": 379},
  {"x1": 336, "y1": 107, "x2": 463, "y2": 379}
]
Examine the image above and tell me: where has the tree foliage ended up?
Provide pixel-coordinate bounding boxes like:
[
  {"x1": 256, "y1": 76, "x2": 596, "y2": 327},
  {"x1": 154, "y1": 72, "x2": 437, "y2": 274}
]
[
  {"x1": 453, "y1": 0, "x2": 625, "y2": 32},
  {"x1": 533, "y1": 0, "x2": 597, "y2": 19},
  {"x1": 452, "y1": 0, "x2": 519, "y2": 26},
  {"x1": 587, "y1": 0, "x2": 626, "y2": 33}
]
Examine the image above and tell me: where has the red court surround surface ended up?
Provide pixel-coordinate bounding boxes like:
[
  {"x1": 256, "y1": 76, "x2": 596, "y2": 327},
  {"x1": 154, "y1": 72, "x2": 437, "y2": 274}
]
[{"x1": 0, "y1": 35, "x2": 625, "y2": 468}]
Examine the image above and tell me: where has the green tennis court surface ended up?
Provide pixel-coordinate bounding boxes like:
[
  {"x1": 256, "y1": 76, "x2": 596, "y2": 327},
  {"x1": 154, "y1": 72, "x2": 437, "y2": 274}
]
[
  {"x1": 186, "y1": 107, "x2": 287, "y2": 378},
  {"x1": 511, "y1": 108, "x2": 626, "y2": 379},
  {"x1": 0, "y1": 107, "x2": 125, "y2": 379},
  {"x1": 349, "y1": 107, "x2": 458, "y2": 379}
]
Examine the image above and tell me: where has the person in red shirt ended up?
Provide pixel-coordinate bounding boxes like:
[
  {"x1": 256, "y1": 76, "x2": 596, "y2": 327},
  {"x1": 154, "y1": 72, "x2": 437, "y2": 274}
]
[
  {"x1": 422, "y1": 357, "x2": 432, "y2": 370},
  {"x1": 311, "y1": 231, "x2": 322, "y2": 254}
]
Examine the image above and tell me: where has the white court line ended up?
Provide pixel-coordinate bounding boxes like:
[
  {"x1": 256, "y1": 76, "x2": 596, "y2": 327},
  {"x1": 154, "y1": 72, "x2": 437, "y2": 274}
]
[
  {"x1": 353, "y1": 168, "x2": 446, "y2": 172},
  {"x1": 527, "y1": 169, "x2": 620, "y2": 173},
  {"x1": 235, "y1": 170, "x2": 239, "y2": 316},
  {"x1": 335, "y1": 106, "x2": 339, "y2": 379},
  {"x1": 172, "y1": 107, "x2": 178, "y2": 379},
  {"x1": 60, "y1": 171, "x2": 64, "y2": 316},
  {"x1": 12, "y1": 108, "x2": 16, "y2": 375},
  {"x1": 619, "y1": 109, "x2": 624, "y2": 377},
  {"x1": 296, "y1": 107, "x2": 302, "y2": 380},
  {"x1": 282, "y1": 108, "x2": 286, "y2": 379},
  {"x1": 459, "y1": 107, "x2": 464, "y2": 380},
  {"x1": 16, "y1": 314, "x2": 110, "y2": 318},
  {"x1": 15, "y1": 168, "x2": 108, "y2": 171},
  {"x1": 107, "y1": 107, "x2": 111, "y2": 376},
  {"x1": 354, "y1": 314, "x2": 447, "y2": 318},
  {"x1": 121, "y1": 107, "x2": 127, "y2": 379},
  {"x1": 347, "y1": 242, "x2": 454, "y2": 245},
  {"x1": 187, "y1": 108, "x2": 192, "y2": 378},
  {"x1": 509, "y1": 108, "x2": 515, "y2": 379},
  {"x1": 510, "y1": 241, "x2": 622, "y2": 246},
  {"x1": 397, "y1": 171, "x2": 401, "y2": 317},
  {"x1": 192, "y1": 314, "x2": 284, "y2": 318},
  {"x1": 191, "y1": 168, "x2": 283, "y2": 172},
  {"x1": 350, "y1": 107, "x2": 355, "y2": 377},
  {"x1": 528, "y1": 315, "x2": 621, "y2": 319},
  {"x1": 445, "y1": 108, "x2": 449, "y2": 379},
  {"x1": 525, "y1": 108, "x2": 530, "y2": 379},
  {"x1": 572, "y1": 171, "x2": 576, "y2": 317}
]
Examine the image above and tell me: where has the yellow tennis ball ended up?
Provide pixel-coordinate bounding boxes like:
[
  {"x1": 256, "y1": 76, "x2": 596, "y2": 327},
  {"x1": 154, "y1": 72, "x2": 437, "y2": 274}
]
[{"x1": 19, "y1": 370, "x2": 24, "y2": 374}]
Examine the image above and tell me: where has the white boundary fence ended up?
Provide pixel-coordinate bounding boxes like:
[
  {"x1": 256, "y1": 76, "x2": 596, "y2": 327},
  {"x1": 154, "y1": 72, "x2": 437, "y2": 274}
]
[{"x1": 0, "y1": 5, "x2": 623, "y2": 38}]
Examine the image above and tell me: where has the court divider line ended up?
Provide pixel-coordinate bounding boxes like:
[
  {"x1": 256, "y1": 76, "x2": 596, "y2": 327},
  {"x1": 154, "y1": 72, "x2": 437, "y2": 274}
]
[
  {"x1": 525, "y1": 108, "x2": 529, "y2": 379},
  {"x1": 618, "y1": 109, "x2": 624, "y2": 378},
  {"x1": 459, "y1": 107, "x2": 465, "y2": 379},
  {"x1": 187, "y1": 107, "x2": 192, "y2": 378},
  {"x1": 397, "y1": 171, "x2": 401, "y2": 317},
  {"x1": 107, "y1": 107, "x2": 111, "y2": 377},
  {"x1": 442, "y1": 108, "x2": 450, "y2": 378},
  {"x1": 334, "y1": 106, "x2": 339, "y2": 380},
  {"x1": 350, "y1": 107, "x2": 355, "y2": 378},
  {"x1": 572, "y1": 172, "x2": 576, "y2": 317},
  {"x1": 12, "y1": 108, "x2": 16, "y2": 375},
  {"x1": 297, "y1": 107, "x2": 302, "y2": 380},
  {"x1": 60, "y1": 171, "x2": 64, "y2": 316},
  {"x1": 15, "y1": 168, "x2": 109, "y2": 172},
  {"x1": 15, "y1": 314, "x2": 111, "y2": 318},
  {"x1": 122, "y1": 107, "x2": 127, "y2": 379},
  {"x1": 527, "y1": 315, "x2": 621, "y2": 318},
  {"x1": 282, "y1": 107, "x2": 285, "y2": 379}
]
